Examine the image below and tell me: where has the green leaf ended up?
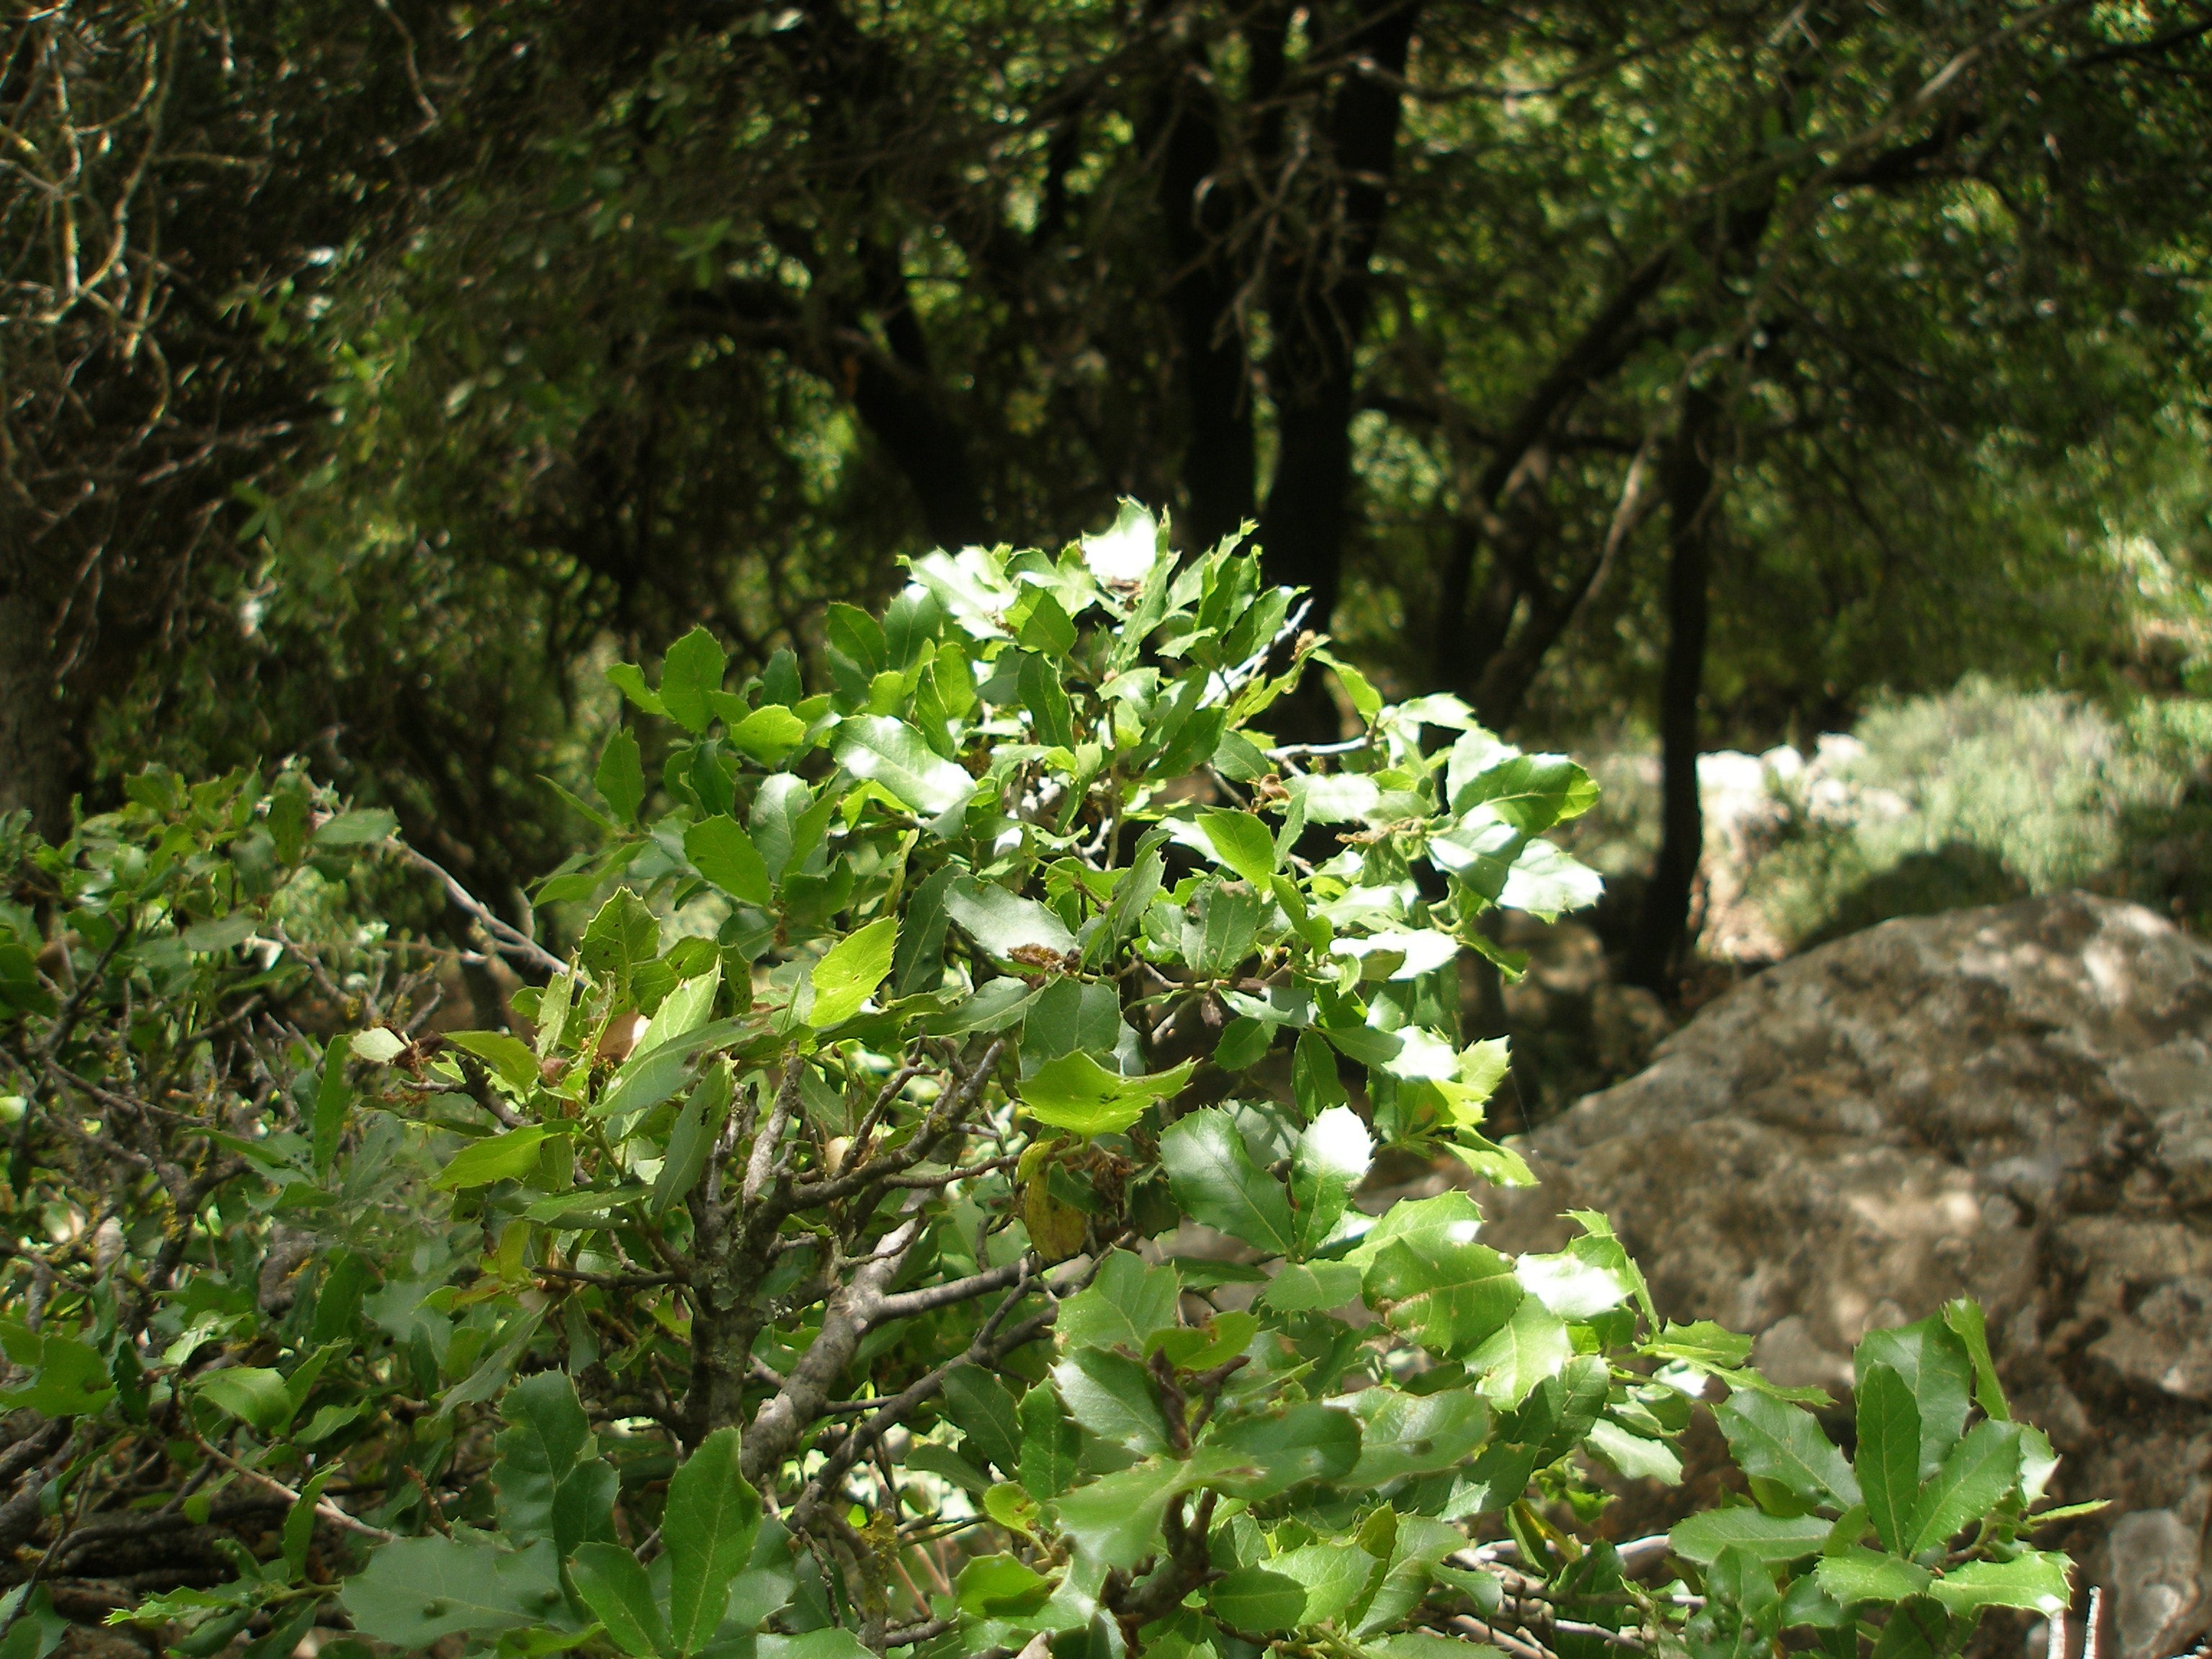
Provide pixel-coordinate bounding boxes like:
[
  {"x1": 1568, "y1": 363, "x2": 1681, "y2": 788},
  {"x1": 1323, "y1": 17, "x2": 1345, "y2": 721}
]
[
  {"x1": 1198, "y1": 809, "x2": 1278, "y2": 886},
  {"x1": 571, "y1": 1541, "x2": 671, "y2": 1658},
  {"x1": 432, "y1": 1125, "x2": 552, "y2": 1191},
  {"x1": 1856, "y1": 1362, "x2": 1923, "y2": 1555},
  {"x1": 1941, "y1": 1300, "x2": 2010, "y2": 1423},
  {"x1": 1925, "y1": 1552, "x2": 2072, "y2": 1617},
  {"x1": 1208, "y1": 1568, "x2": 1308, "y2": 1634},
  {"x1": 1020, "y1": 1053, "x2": 1194, "y2": 1137},
  {"x1": 1292, "y1": 1030, "x2": 1349, "y2": 1115},
  {"x1": 313, "y1": 807, "x2": 399, "y2": 847},
  {"x1": 725, "y1": 705, "x2": 808, "y2": 765},
  {"x1": 1668, "y1": 1509, "x2": 1833, "y2": 1567},
  {"x1": 1364, "y1": 1231, "x2": 1521, "y2": 1358},
  {"x1": 1053, "y1": 1348, "x2": 1169, "y2": 1453},
  {"x1": 1497, "y1": 839, "x2": 1603, "y2": 920},
  {"x1": 1205, "y1": 1402, "x2": 1362, "y2": 1498},
  {"x1": 580, "y1": 891, "x2": 660, "y2": 987},
  {"x1": 954, "y1": 1554, "x2": 1054, "y2": 1619},
  {"x1": 1182, "y1": 882, "x2": 1264, "y2": 976},
  {"x1": 1586, "y1": 1419, "x2": 1685, "y2": 1484},
  {"x1": 655, "y1": 1065, "x2": 733, "y2": 1214},
  {"x1": 596, "y1": 730, "x2": 645, "y2": 823},
  {"x1": 1907, "y1": 1420, "x2": 2022, "y2": 1555},
  {"x1": 945, "y1": 878, "x2": 1077, "y2": 960},
  {"x1": 1816, "y1": 1549, "x2": 1933, "y2": 1607},
  {"x1": 1290, "y1": 1105, "x2": 1371, "y2": 1256},
  {"x1": 314, "y1": 1031, "x2": 352, "y2": 1177},
  {"x1": 1160, "y1": 1108, "x2": 1295, "y2": 1255},
  {"x1": 196, "y1": 1365, "x2": 294, "y2": 1434},
  {"x1": 1871, "y1": 1599, "x2": 1953, "y2": 1659},
  {"x1": 834, "y1": 716, "x2": 976, "y2": 817},
  {"x1": 1052, "y1": 1457, "x2": 1199, "y2": 1570},
  {"x1": 943, "y1": 1366, "x2": 1025, "y2": 1475},
  {"x1": 890, "y1": 866, "x2": 956, "y2": 997},
  {"x1": 685, "y1": 816, "x2": 772, "y2": 906},
  {"x1": 1017, "y1": 652, "x2": 1076, "y2": 749},
  {"x1": 1465, "y1": 1295, "x2": 1572, "y2": 1409},
  {"x1": 1858, "y1": 1316, "x2": 1974, "y2": 1477},
  {"x1": 607, "y1": 662, "x2": 665, "y2": 716},
  {"x1": 809, "y1": 917, "x2": 898, "y2": 1028},
  {"x1": 1018, "y1": 1385, "x2": 1082, "y2": 1500},
  {"x1": 341, "y1": 1534, "x2": 568, "y2": 1648},
  {"x1": 1337, "y1": 1388, "x2": 1492, "y2": 1485},
  {"x1": 1057, "y1": 1251, "x2": 1182, "y2": 1353},
  {"x1": 1267, "y1": 1542, "x2": 1378, "y2": 1626},
  {"x1": 660, "y1": 627, "x2": 728, "y2": 734},
  {"x1": 664, "y1": 1426, "x2": 761, "y2": 1655},
  {"x1": 446, "y1": 1030, "x2": 539, "y2": 1092},
  {"x1": 1714, "y1": 1388, "x2": 1861, "y2": 1512},
  {"x1": 494, "y1": 1372, "x2": 617, "y2": 1558},
  {"x1": 1452, "y1": 754, "x2": 1599, "y2": 832}
]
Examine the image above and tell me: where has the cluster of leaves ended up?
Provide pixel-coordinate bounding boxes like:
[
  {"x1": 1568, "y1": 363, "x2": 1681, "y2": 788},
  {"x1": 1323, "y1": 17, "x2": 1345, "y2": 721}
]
[{"x1": 0, "y1": 523, "x2": 2082, "y2": 1659}]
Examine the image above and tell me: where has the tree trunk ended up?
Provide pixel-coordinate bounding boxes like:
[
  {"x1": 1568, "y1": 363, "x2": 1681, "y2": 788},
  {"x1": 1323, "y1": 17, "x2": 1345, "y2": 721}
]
[
  {"x1": 1625, "y1": 387, "x2": 1720, "y2": 991},
  {"x1": 1254, "y1": 0, "x2": 1419, "y2": 631},
  {"x1": 0, "y1": 572, "x2": 71, "y2": 839}
]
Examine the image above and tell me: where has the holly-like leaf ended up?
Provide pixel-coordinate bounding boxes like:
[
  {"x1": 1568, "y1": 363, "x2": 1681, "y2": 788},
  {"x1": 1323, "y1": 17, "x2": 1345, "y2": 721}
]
[
  {"x1": 1198, "y1": 809, "x2": 1278, "y2": 886},
  {"x1": 1714, "y1": 1388, "x2": 1861, "y2": 1513},
  {"x1": 685, "y1": 816, "x2": 772, "y2": 906},
  {"x1": 341, "y1": 1535, "x2": 569, "y2": 1649},
  {"x1": 1856, "y1": 1362, "x2": 1923, "y2": 1555},
  {"x1": 809, "y1": 917, "x2": 898, "y2": 1028},
  {"x1": 1160, "y1": 1108, "x2": 1295, "y2": 1256},
  {"x1": 834, "y1": 716, "x2": 976, "y2": 817},
  {"x1": 663, "y1": 1426, "x2": 760, "y2": 1655},
  {"x1": 1020, "y1": 1053, "x2": 1193, "y2": 1137}
]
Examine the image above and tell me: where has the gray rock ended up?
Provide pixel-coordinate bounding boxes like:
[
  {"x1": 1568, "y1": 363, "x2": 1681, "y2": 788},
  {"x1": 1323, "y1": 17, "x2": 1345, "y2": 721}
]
[{"x1": 1481, "y1": 892, "x2": 2212, "y2": 1659}]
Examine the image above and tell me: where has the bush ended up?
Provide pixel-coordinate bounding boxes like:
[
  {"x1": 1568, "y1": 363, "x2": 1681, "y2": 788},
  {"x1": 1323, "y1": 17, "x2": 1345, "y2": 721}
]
[{"x1": 1, "y1": 515, "x2": 2082, "y2": 1659}]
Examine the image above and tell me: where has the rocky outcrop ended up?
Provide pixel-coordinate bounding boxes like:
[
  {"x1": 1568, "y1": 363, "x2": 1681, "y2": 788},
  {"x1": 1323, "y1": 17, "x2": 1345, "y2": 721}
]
[{"x1": 1482, "y1": 892, "x2": 2212, "y2": 1659}]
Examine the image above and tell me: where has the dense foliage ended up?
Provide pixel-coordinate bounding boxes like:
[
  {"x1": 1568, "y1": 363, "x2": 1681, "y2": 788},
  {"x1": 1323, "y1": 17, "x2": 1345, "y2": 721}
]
[{"x1": 1, "y1": 535, "x2": 2089, "y2": 1659}]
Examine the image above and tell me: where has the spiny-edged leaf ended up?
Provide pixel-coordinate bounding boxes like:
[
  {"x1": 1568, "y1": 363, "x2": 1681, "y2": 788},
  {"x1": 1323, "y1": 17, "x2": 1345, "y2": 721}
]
[
  {"x1": 1290, "y1": 1105, "x2": 1371, "y2": 1256},
  {"x1": 493, "y1": 1372, "x2": 616, "y2": 1556},
  {"x1": 1364, "y1": 1231, "x2": 1521, "y2": 1358},
  {"x1": 1941, "y1": 1299, "x2": 2010, "y2": 1423},
  {"x1": 1208, "y1": 1567, "x2": 1308, "y2": 1634},
  {"x1": 1346, "y1": 1190, "x2": 1487, "y2": 1267},
  {"x1": 580, "y1": 890, "x2": 660, "y2": 986},
  {"x1": 685, "y1": 816, "x2": 771, "y2": 906},
  {"x1": 1337, "y1": 1387, "x2": 1492, "y2": 1485},
  {"x1": 1293, "y1": 1029, "x2": 1349, "y2": 1115},
  {"x1": 570, "y1": 1541, "x2": 671, "y2": 1658},
  {"x1": 725, "y1": 705, "x2": 808, "y2": 765},
  {"x1": 1668, "y1": 1509, "x2": 1833, "y2": 1567},
  {"x1": 1816, "y1": 1549, "x2": 1933, "y2": 1606},
  {"x1": 1856, "y1": 1362, "x2": 1923, "y2": 1555},
  {"x1": 1266, "y1": 1542, "x2": 1379, "y2": 1626},
  {"x1": 1181, "y1": 881, "x2": 1265, "y2": 976},
  {"x1": 945, "y1": 878, "x2": 1076, "y2": 959},
  {"x1": 1198, "y1": 809, "x2": 1278, "y2": 886},
  {"x1": 595, "y1": 729, "x2": 646, "y2": 824},
  {"x1": 1052, "y1": 1456, "x2": 1203, "y2": 1570},
  {"x1": 1907, "y1": 1420, "x2": 2023, "y2": 1555},
  {"x1": 1497, "y1": 838, "x2": 1603, "y2": 920},
  {"x1": 942, "y1": 1366, "x2": 1024, "y2": 1476},
  {"x1": 1647, "y1": 1319, "x2": 1754, "y2": 1371},
  {"x1": 1203, "y1": 1402, "x2": 1362, "y2": 1498},
  {"x1": 660, "y1": 627, "x2": 728, "y2": 733},
  {"x1": 1714, "y1": 1388, "x2": 1861, "y2": 1512},
  {"x1": 891, "y1": 866, "x2": 956, "y2": 997},
  {"x1": 1925, "y1": 1552, "x2": 2072, "y2": 1617},
  {"x1": 1160, "y1": 1107, "x2": 1295, "y2": 1255},
  {"x1": 653, "y1": 1065, "x2": 732, "y2": 1214},
  {"x1": 809, "y1": 917, "x2": 898, "y2": 1028},
  {"x1": 1453, "y1": 753, "x2": 1599, "y2": 832},
  {"x1": 1056, "y1": 1250, "x2": 1182, "y2": 1353},
  {"x1": 1020, "y1": 1053, "x2": 1194, "y2": 1137},
  {"x1": 341, "y1": 1534, "x2": 569, "y2": 1648},
  {"x1": 606, "y1": 661, "x2": 665, "y2": 716},
  {"x1": 663, "y1": 1426, "x2": 761, "y2": 1655},
  {"x1": 1465, "y1": 1294, "x2": 1572, "y2": 1408},
  {"x1": 1858, "y1": 1315, "x2": 1974, "y2": 1477},
  {"x1": 1018, "y1": 1385, "x2": 1082, "y2": 1500},
  {"x1": 834, "y1": 716, "x2": 976, "y2": 817},
  {"x1": 1052, "y1": 1348, "x2": 1169, "y2": 1453}
]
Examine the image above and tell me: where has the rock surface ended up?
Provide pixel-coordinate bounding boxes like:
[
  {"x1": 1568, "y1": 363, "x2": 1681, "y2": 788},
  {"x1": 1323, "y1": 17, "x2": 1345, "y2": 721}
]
[{"x1": 1482, "y1": 891, "x2": 2212, "y2": 1659}]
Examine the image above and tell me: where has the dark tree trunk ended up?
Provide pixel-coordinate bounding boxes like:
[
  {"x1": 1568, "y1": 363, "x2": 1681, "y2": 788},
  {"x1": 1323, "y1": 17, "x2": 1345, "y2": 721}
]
[
  {"x1": 0, "y1": 572, "x2": 72, "y2": 839},
  {"x1": 1625, "y1": 387, "x2": 1720, "y2": 992},
  {"x1": 1254, "y1": 0, "x2": 1419, "y2": 631}
]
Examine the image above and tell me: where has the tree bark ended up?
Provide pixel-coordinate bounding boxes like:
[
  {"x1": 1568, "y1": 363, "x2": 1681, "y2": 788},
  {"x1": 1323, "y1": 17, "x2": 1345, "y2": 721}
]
[
  {"x1": 1625, "y1": 387, "x2": 1720, "y2": 991},
  {"x1": 0, "y1": 572, "x2": 72, "y2": 839},
  {"x1": 1254, "y1": 0, "x2": 1420, "y2": 631}
]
